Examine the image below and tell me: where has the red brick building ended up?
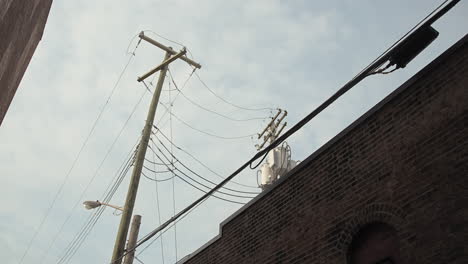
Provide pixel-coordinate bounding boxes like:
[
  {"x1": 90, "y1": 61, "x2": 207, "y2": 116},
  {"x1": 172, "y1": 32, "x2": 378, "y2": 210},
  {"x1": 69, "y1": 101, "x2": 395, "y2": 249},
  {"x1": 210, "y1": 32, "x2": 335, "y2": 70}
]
[
  {"x1": 180, "y1": 34, "x2": 468, "y2": 263},
  {"x1": 0, "y1": 0, "x2": 53, "y2": 125}
]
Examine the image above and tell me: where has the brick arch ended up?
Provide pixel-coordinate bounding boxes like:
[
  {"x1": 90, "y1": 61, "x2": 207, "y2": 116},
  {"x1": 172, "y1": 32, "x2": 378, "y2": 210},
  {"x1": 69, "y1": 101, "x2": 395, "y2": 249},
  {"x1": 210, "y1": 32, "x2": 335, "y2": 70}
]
[{"x1": 334, "y1": 203, "x2": 409, "y2": 261}]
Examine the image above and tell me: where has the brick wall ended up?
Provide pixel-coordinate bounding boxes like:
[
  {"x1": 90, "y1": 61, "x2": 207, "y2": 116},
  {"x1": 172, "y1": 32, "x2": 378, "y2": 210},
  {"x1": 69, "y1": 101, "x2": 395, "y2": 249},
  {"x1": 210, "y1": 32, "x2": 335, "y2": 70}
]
[
  {"x1": 181, "y1": 34, "x2": 468, "y2": 264},
  {"x1": 0, "y1": 0, "x2": 53, "y2": 125}
]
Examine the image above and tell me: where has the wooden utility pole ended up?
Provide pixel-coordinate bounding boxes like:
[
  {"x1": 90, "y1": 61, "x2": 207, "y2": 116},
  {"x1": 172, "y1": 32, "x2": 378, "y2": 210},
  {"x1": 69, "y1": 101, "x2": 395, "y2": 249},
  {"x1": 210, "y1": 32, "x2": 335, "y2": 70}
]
[
  {"x1": 256, "y1": 109, "x2": 287, "y2": 150},
  {"x1": 110, "y1": 32, "x2": 201, "y2": 264},
  {"x1": 123, "y1": 215, "x2": 142, "y2": 264}
]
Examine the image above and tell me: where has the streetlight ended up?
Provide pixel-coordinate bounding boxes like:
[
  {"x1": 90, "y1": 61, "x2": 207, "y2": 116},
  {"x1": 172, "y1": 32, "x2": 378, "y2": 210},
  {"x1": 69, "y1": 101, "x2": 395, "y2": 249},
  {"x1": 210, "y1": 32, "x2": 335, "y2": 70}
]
[
  {"x1": 83, "y1": 200, "x2": 123, "y2": 211},
  {"x1": 82, "y1": 200, "x2": 141, "y2": 264}
]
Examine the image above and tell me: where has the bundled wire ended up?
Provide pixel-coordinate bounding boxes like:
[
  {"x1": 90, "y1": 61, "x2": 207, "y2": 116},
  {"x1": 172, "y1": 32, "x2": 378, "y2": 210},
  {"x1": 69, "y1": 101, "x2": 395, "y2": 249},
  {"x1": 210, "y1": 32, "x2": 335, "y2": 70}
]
[
  {"x1": 151, "y1": 135, "x2": 259, "y2": 195},
  {"x1": 153, "y1": 126, "x2": 259, "y2": 189},
  {"x1": 148, "y1": 139, "x2": 255, "y2": 200},
  {"x1": 56, "y1": 141, "x2": 138, "y2": 264},
  {"x1": 111, "y1": 1, "x2": 463, "y2": 261}
]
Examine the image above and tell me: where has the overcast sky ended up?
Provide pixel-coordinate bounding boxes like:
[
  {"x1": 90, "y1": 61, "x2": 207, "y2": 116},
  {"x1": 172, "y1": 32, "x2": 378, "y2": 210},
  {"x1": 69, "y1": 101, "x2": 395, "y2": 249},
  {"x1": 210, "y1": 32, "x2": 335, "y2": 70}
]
[{"x1": 1, "y1": 1, "x2": 467, "y2": 263}]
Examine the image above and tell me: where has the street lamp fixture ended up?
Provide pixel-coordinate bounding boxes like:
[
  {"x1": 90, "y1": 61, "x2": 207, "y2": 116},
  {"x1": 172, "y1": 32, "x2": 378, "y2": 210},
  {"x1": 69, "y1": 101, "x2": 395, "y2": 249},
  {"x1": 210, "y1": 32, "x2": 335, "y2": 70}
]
[{"x1": 83, "y1": 200, "x2": 123, "y2": 211}]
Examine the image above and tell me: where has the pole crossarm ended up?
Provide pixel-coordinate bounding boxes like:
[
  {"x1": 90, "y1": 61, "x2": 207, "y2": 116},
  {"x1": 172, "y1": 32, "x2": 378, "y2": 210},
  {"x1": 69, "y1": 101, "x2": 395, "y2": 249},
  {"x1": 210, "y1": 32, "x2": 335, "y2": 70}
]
[
  {"x1": 137, "y1": 48, "x2": 187, "y2": 82},
  {"x1": 138, "y1": 31, "x2": 202, "y2": 69}
]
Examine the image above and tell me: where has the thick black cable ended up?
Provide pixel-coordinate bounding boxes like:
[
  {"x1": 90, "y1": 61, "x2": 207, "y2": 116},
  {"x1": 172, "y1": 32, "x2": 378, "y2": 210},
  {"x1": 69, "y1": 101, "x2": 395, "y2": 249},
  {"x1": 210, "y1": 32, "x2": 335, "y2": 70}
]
[
  {"x1": 113, "y1": 2, "x2": 463, "y2": 262},
  {"x1": 361, "y1": 0, "x2": 451, "y2": 77}
]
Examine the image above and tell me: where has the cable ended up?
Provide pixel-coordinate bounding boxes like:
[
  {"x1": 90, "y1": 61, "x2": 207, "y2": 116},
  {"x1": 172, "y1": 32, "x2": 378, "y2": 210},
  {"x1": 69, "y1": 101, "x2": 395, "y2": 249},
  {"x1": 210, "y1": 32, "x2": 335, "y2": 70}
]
[
  {"x1": 143, "y1": 164, "x2": 171, "y2": 174},
  {"x1": 151, "y1": 146, "x2": 166, "y2": 264},
  {"x1": 142, "y1": 171, "x2": 175, "y2": 182},
  {"x1": 136, "y1": 197, "x2": 208, "y2": 259},
  {"x1": 142, "y1": 67, "x2": 196, "y2": 129},
  {"x1": 168, "y1": 69, "x2": 268, "y2": 122},
  {"x1": 45, "y1": 89, "x2": 147, "y2": 264},
  {"x1": 194, "y1": 71, "x2": 275, "y2": 112},
  {"x1": 57, "y1": 147, "x2": 135, "y2": 264},
  {"x1": 57, "y1": 142, "x2": 136, "y2": 264},
  {"x1": 113, "y1": 2, "x2": 463, "y2": 260},
  {"x1": 24, "y1": 40, "x2": 141, "y2": 264},
  {"x1": 358, "y1": 0, "x2": 451, "y2": 77},
  {"x1": 168, "y1": 80, "x2": 179, "y2": 263},
  {"x1": 153, "y1": 127, "x2": 259, "y2": 189},
  {"x1": 149, "y1": 140, "x2": 255, "y2": 199},
  {"x1": 152, "y1": 135, "x2": 259, "y2": 195},
  {"x1": 55, "y1": 90, "x2": 147, "y2": 264},
  {"x1": 157, "y1": 101, "x2": 257, "y2": 140}
]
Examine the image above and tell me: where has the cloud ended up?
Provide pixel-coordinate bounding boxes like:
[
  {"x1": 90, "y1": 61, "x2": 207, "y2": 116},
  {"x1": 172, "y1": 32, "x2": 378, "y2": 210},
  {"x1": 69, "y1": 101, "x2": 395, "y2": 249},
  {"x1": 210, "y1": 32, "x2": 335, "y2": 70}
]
[{"x1": 1, "y1": 0, "x2": 467, "y2": 263}]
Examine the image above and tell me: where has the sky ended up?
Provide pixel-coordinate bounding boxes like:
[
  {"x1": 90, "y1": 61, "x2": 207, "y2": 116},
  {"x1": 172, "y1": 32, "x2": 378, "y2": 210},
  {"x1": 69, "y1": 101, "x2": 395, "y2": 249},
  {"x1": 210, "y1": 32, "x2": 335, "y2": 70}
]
[{"x1": 0, "y1": 0, "x2": 467, "y2": 263}]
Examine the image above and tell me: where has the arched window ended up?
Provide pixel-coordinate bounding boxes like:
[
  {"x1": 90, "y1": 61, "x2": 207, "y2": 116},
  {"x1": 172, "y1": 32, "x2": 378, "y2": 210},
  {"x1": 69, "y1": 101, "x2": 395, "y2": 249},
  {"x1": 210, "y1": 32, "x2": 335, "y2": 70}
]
[{"x1": 348, "y1": 222, "x2": 400, "y2": 264}]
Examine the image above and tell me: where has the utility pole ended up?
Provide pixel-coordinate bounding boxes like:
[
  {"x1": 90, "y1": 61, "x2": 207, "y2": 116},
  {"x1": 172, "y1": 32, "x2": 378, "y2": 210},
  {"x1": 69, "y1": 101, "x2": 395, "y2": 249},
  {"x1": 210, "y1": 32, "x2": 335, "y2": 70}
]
[
  {"x1": 123, "y1": 215, "x2": 142, "y2": 264},
  {"x1": 256, "y1": 109, "x2": 287, "y2": 150},
  {"x1": 110, "y1": 31, "x2": 201, "y2": 264}
]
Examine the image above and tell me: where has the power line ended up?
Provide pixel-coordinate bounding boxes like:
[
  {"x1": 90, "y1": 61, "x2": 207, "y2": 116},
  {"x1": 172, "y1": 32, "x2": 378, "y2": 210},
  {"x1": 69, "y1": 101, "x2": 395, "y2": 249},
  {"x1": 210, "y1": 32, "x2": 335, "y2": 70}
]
[
  {"x1": 41, "y1": 88, "x2": 148, "y2": 264},
  {"x1": 19, "y1": 40, "x2": 142, "y2": 264},
  {"x1": 148, "y1": 142, "x2": 249, "y2": 203},
  {"x1": 168, "y1": 69, "x2": 268, "y2": 122},
  {"x1": 153, "y1": 126, "x2": 259, "y2": 189},
  {"x1": 135, "y1": 197, "x2": 208, "y2": 259},
  {"x1": 142, "y1": 67, "x2": 196, "y2": 129},
  {"x1": 151, "y1": 147, "x2": 166, "y2": 264},
  {"x1": 141, "y1": 171, "x2": 175, "y2": 182},
  {"x1": 149, "y1": 139, "x2": 255, "y2": 199},
  {"x1": 194, "y1": 71, "x2": 275, "y2": 112},
  {"x1": 152, "y1": 135, "x2": 259, "y2": 195},
  {"x1": 168, "y1": 79, "x2": 179, "y2": 263},
  {"x1": 116, "y1": 1, "x2": 462, "y2": 258},
  {"x1": 57, "y1": 144, "x2": 135, "y2": 264},
  {"x1": 157, "y1": 100, "x2": 257, "y2": 140}
]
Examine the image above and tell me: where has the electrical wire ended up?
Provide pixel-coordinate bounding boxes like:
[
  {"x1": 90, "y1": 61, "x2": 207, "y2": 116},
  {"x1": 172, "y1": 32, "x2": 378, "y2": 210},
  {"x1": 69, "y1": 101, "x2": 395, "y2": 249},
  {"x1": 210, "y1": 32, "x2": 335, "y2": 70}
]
[
  {"x1": 168, "y1": 69, "x2": 268, "y2": 122},
  {"x1": 151, "y1": 147, "x2": 166, "y2": 264},
  {"x1": 152, "y1": 135, "x2": 260, "y2": 195},
  {"x1": 26, "y1": 40, "x2": 142, "y2": 264},
  {"x1": 142, "y1": 171, "x2": 175, "y2": 182},
  {"x1": 57, "y1": 142, "x2": 136, "y2": 264},
  {"x1": 143, "y1": 164, "x2": 171, "y2": 174},
  {"x1": 157, "y1": 101, "x2": 257, "y2": 140},
  {"x1": 194, "y1": 71, "x2": 275, "y2": 112},
  {"x1": 46, "y1": 88, "x2": 148, "y2": 264},
  {"x1": 149, "y1": 140, "x2": 255, "y2": 199},
  {"x1": 111, "y1": 2, "x2": 463, "y2": 261},
  {"x1": 168, "y1": 78, "x2": 179, "y2": 262},
  {"x1": 135, "y1": 197, "x2": 208, "y2": 259},
  {"x1": 142, "y1": 68, "x2": 196, "y2": 128},
  {"x1": 359, "y1": 0, "x2": 451, "y2": 77},
  {"x1": 153, "y1": 127, "x2": 259, "y2": 189}
]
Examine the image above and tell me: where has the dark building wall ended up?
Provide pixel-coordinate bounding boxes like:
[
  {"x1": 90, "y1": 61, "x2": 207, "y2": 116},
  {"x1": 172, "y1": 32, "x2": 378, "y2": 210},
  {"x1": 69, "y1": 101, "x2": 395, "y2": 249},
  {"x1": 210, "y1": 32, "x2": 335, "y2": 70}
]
[
  {"x1": 0, "y1": 0, "x2": 53, "y2": 125},
  {"x1": 181, "y1": 34, "x2": 468, "y2": 264}
]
